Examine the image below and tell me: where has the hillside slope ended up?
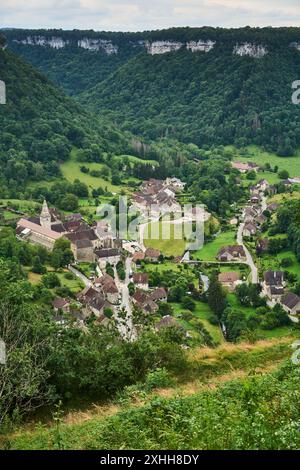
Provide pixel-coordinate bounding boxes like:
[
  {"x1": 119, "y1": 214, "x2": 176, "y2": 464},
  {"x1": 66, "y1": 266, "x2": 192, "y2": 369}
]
[
  {"x1": 5, "y1": 337, "x2": 299, "y2": 450},
  {"x1": 81, "y1": 46, "x2": 300, "y2": 154},
  {"x1": 4, "y1": 27, "x2": 300, "y2": 154},
  {"x1": 0, "y1": 36, "x2": 131, "y2": 191}
]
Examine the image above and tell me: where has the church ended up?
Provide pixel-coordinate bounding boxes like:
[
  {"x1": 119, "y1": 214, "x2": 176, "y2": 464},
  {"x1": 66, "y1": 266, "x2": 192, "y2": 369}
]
[
  {"x1": 16, "y1": 201, "x2": 122, "y2": 262},
  {"x1": 16, "y1": 200, "x2": 64, "y2": 250}
]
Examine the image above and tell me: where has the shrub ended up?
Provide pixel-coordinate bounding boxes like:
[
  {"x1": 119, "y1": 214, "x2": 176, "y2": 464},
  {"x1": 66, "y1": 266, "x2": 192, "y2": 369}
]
[
  {"x1": 208, "y1": 314, "x2": 219, "y2": 325},
  {"x1": 144, "y1": 368, "x2": 175, "y2": 392},
  {"x1": 64, "y1": 272, "x2": 74, "y2": 280}
]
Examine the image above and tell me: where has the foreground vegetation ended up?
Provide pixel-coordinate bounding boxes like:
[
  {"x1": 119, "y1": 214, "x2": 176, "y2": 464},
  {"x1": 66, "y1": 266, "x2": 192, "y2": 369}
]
[{"x1": 4, "y1": 339, "x2": 298, "y2": 450}]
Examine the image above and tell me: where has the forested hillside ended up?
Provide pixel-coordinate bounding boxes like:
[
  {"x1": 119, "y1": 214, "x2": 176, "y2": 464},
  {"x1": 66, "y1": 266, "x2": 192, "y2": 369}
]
[
  {"x1": 4, "y1": 27, "x2": 300, "y2": 155},
  {"x1": 0, "y1": 35, "x2": 131, "y2": 193},
  {"x1": 81, "y1": 46, "x2": 300, "y2": 155}
]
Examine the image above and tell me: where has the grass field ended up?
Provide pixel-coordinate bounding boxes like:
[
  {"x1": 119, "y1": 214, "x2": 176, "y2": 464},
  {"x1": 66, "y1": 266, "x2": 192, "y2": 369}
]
[
  {"x1": 115, "y1": 154, "x2": 159, "y2": 167},
  {"x1": 231, "y1": 145, "x2": 300, "y2": 178},
  {"x1": 268, "y1": 190, "x2": 300, "y2": 204},
  {"x1": 171, "y1": 301, "x2": 224, "y2": 345},
  {"x1": 0, "y1": 199, "x2": 39, "y2": 211},
  {"x1": 258, "y1": 250, "x2": 300, "y2": 279},
  {"x1": 140, "y1": 261, "x2": 187, "y2": 274},
  {"x1": 1, "y1": 210, "x2": 19, "y2": 221},
  {"x1": 25, "y1": 267, "x2": 84, "y2": 293},
  {"x1": 60, "y1": 150, "x2": 118, "y2": 193},
  {"x1": 194, "y1": 229, "x2": 237, "y2": 261},
  {"x1": 227, "y1": 293, "x2": 257, "y2": 318},
  {"x1": 144, "y1": 221, "x2": 187, "y2": 257}
]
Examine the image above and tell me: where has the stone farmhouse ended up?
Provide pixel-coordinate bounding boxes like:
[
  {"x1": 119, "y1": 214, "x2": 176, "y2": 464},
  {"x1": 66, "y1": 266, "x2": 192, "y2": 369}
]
[
  {"x1": 262, "y1": 270, "x2": 285, "y2": 301},
  {"x1": 231, "y1": 161, "x2": 260, "y2": 173},
  {"x1": 217, "y1": 245, "x2": 246, "y2": 262},
  {"x1": 281, "y1": 292, "x2": 300, "y2": 316},
  {"x1": 94, "y1": 274, "x2": 119, "y2": 304},
  {"x1": 218, "y1": 272, "x2": 240, "y2": 292},
  {"x1": 133, "y1": 272, "x2": 149, "y2": 290},
  {"x1": 132, "y1": 178, "x2": 184, "y2": 215}
]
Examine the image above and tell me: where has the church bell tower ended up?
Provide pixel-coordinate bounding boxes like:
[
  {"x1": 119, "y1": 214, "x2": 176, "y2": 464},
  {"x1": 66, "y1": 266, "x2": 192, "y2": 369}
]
[{"x1": 40, "y1": 199, "x2": 51, "y2": 230}]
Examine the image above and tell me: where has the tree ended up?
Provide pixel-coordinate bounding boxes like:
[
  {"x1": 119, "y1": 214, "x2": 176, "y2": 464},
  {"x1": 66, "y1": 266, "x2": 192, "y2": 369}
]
[
  {"x1": 42, "y1": 273, "x2": 61, "y2": 289},
  {"x1": 181, "y1": 296, "x2": 196, "y2": 311},
  {"x1": 0, "y1": 299, "x2": 55, "y2": 430},
  {"x1": 207, "y1": 276, "x2": 227, "y2": 319},
  {"x1": 224, "y1": 308, "x2": 248, "y2": 342},
  {"x1": 59, "y1": 194, "x2": 78, "y2": 211},
  {"x1": 50, "y1": 238, "x2": 74, "y2": 269},
  {"x1": 278, "y1": 170, "x2": 290, "y2": 180},
  {"x1": 32, "y1": 256, "x2": 46, "y2": 275}
]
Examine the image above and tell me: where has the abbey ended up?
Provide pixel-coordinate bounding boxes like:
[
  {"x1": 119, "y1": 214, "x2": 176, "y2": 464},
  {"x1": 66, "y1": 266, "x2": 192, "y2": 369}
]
[{"x1": 16, "y1": 200, "x2": 122, "y2": 262}]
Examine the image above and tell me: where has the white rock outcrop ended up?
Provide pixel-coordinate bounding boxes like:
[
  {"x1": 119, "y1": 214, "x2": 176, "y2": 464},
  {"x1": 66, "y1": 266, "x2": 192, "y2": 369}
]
[
  {"x1": 77, "y1": 38, "x2": 118, "y2": 54},
  {"x1": 13, "y1": 36, "x2": 68, "y2": 49},
  {"x1": 12, "y1": 35, "x2": 118, "y2": 54},
  {"x1": 186, "y1": 40, "x2": 215, "y2": 52},
  {"x1": 290, "y1": 42, "x2": 300, "y2": 51},
  {"x1": 145, "y1": 40, "x2": 183, "y2": 55},
  {"x1": 233, "y1": 43, "x2": 267, "y2": 58}
]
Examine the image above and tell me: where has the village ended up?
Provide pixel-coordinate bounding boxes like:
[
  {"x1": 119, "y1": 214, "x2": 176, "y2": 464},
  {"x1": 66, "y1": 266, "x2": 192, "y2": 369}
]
[{"x1": 4, "y1": 163, "x2": 299, "y2": 344}]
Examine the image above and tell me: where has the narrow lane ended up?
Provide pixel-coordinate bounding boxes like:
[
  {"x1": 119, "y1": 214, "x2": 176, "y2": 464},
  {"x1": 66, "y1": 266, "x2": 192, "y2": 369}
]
[{"x1": 237, "y1": 223, "x2": 258, "y2": 284}]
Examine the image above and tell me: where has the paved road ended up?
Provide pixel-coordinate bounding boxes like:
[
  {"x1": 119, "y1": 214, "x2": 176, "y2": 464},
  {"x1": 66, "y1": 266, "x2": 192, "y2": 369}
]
[
  {"x1": 237, "y1": 223, "x2": 258, "y2": 284},
  {"x1": 114, "y1": 257, "x2": 136, "y2": 340}
]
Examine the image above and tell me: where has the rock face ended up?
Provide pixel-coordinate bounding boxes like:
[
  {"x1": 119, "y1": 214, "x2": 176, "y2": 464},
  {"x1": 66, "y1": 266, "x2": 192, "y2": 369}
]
[
  {"x1": 77, "y1": 38, "x2": 118, "y2": 54},
  {"x1": 233, "y1": 43, "x2": 267, "y2": 58},
  {"x1": 145, "y1": 39, "x2": 215, "y2": 55},
  {"x1": 12, "y1": 35, "x2": 118, "y2": 54},
  {"x1": 10, "y1": 35, "x2": 272, "y2": 58},
  {"x1": 186, "y1": 40, "x2": 215, "y2": 52},
  {"x1": 13, "y1": 36, "x2": 68, "y2": 49},
  {"x1": 290, "y1": 42, "x2": 300, "y2": 51},
  {"x1": 145, "y1": 40, "x2": 183, "y2": 55}
]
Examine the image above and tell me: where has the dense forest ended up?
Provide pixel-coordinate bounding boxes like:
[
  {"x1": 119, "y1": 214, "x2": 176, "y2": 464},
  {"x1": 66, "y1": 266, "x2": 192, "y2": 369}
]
[
  {"x1": 3, "y1": 27, "x2": 300, "y2": 155},
  {"x1": 81, "y1": 47, "x2": 300, "y2": 155},
  {"x1": 0, "y1": 36, "x2": 132, "y2": 192}
]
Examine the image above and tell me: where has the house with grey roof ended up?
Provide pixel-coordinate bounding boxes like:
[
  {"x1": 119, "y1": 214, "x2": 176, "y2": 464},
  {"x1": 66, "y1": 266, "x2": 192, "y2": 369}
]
[{"x1": 282, "y1": 293, "x2": 300, "y2": 316}]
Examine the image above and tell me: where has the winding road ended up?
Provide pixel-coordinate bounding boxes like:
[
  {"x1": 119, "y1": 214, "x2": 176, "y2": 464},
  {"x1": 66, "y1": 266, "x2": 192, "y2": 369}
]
[{"x1": 237, "y1": 223, "x2": 258, "y2": 284}]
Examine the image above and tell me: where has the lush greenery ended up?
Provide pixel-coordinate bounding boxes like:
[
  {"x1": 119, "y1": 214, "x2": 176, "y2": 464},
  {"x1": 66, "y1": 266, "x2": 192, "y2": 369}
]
[
  {"x1": 6, "y1": 358, "x2": 300, "y2": 450},
  {"x1": 0, "y1": 41, "x2": 132, "y2": 197}
]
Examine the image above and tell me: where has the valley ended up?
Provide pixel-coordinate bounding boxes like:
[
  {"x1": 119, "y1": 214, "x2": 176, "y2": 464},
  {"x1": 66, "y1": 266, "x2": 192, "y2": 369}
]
[{"x1": 1, "y1": 25, "x2": 300, "y2": 451}]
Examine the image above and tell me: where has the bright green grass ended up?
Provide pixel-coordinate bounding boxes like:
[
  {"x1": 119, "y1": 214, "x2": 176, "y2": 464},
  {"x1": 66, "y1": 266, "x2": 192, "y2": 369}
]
[
  {"x1": 115, "y1": 154, "x2": 159, "y2": 167},
  {"x1": 0, "y1": 199, "x2": 38, "y2": 211},
  {"x1": 25, "y1": 267, "x2": 84, "y2": 293},
  {"x1": 2, "y1": 210, "x2": 19, "y2": 221},
  {"x1": 257, "y1": 326, "x2": 296, "y2": 339},
  {"x1": 61, "y1": 150, "x2": 117, "y2": 193},
  {"x1": 259, "y1": 250, "x2": 300, "y2": 279},
  {"x1": 171, "y1": 301, "x2": 224, "y2": 344},
  {"x1": 55, "y1": 270, "x2": 85, "y2": 293},
  {"x1": 194, "y1": 230, "x2": 237, "y2": 261},
  {"x1": 144, "y1": 222, "x2": 187, "y2": 257},
  {"x1": 268, "y1": 190, "x2": 300, "y2": 204},
  {"x1": 254, "y1": 171, "x2": 280, "y2": 185},
  {"x1": 227, "y1": 293, "x2": 257, "y2": 318},
  {"x1": 141, "y1": 261, "x2": 186, "y2": 273},
  {"x1": 231, "y1": 145, "x2": 300, "y2": 178}
]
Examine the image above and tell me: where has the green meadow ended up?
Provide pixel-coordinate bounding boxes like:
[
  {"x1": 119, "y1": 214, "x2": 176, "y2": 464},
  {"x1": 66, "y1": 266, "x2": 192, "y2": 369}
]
[
  {"x1": 144, "y1": 221, "x2": 187, "y2": 257},
  {"x1": 194, "y1": 229, "x2": 237, "y2": 261},
  {"x1": 231, "y1": 145, "x2": 300, "y2": 178}
]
